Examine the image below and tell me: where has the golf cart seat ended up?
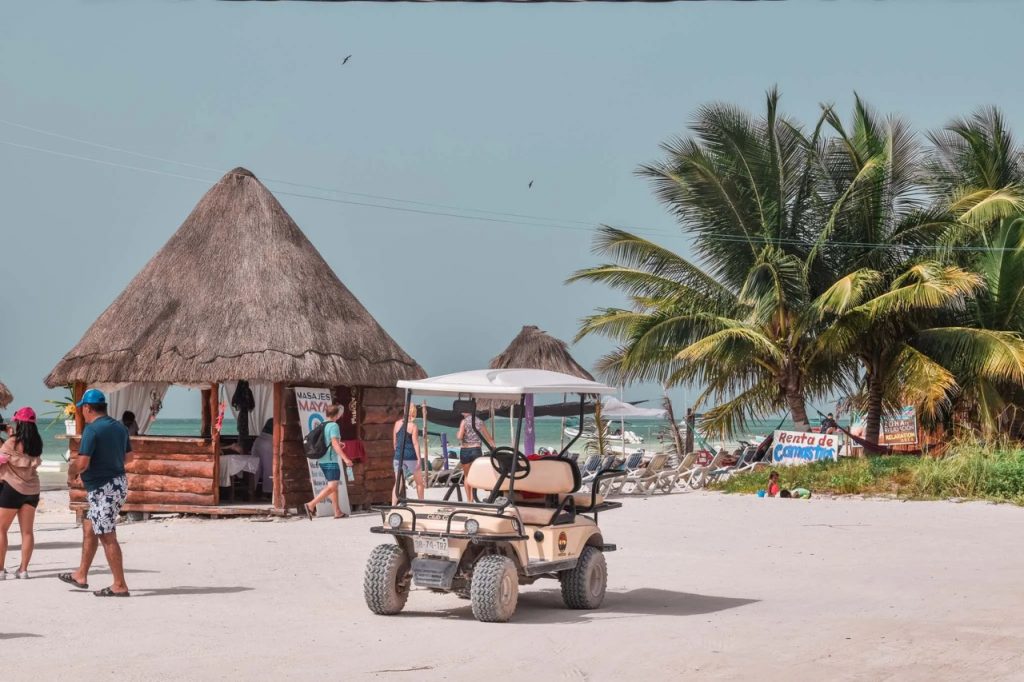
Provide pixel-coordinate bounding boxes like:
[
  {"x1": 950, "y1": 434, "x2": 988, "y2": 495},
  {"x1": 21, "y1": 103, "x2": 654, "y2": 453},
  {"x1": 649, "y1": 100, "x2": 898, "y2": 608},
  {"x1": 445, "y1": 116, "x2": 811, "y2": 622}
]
[{"x1": 465, "y1": 457, "x2": 604, "y2": 525}]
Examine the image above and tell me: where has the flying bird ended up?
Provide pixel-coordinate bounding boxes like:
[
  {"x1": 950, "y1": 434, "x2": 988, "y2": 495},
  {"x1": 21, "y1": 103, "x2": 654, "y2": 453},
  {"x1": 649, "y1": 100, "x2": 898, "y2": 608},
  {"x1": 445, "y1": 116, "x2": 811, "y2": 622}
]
[
  {"x1": 342, "y1": 55, "x2": 352, "y2": 65},
  {"x1": 528, "y1": 180, "x2": 533, "y2": 189}
]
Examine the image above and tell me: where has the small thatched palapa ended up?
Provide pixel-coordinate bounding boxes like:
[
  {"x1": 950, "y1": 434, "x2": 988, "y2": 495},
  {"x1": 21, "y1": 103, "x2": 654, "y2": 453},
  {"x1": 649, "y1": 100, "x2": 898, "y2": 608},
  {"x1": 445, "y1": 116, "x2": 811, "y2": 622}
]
[
  {"x1": 489, "y1": 325, "x2": 594, "y2": 380},
  {"x1": 0, "y1": 380, "x2": 11, "y2": 409},
  {"x1": 46, "y1": 167, "x2": 424, "y2": 388}
]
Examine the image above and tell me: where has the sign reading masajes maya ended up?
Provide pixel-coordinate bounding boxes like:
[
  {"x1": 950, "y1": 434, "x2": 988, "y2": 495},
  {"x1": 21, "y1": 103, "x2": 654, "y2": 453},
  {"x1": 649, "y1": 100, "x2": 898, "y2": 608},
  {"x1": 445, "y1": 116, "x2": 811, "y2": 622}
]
[
  {"x1": 772, "y1": 429, "x2": 839, "y2": 465},
  {"x1": 294, "y1": 387, "x2": 351, "y2": 517}
]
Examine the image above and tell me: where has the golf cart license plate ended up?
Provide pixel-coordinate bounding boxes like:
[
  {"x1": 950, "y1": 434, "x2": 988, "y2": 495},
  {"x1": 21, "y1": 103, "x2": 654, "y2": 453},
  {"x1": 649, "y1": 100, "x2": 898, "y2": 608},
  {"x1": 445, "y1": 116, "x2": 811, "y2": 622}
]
[{"x1": 414, "y1": 537, "x2": 449, "y2": 556}]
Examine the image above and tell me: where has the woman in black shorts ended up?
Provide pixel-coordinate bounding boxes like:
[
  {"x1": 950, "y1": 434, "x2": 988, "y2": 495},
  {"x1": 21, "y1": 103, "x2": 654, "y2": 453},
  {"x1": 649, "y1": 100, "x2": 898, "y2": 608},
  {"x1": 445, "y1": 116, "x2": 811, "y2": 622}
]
[
  {"x1": 0, "y1": 407, "x2": 43, "y2": 580},
  {"x1": 457, "y1": 411, "x2": 493, "y2": 501}
]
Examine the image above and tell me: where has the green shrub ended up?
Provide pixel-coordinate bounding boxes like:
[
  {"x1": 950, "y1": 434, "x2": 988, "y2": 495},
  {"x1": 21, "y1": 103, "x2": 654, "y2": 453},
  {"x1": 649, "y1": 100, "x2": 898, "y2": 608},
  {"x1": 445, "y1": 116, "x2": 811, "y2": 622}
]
[{"x1": 711, "y1": 448, "x2": 1024, "y2": 504}]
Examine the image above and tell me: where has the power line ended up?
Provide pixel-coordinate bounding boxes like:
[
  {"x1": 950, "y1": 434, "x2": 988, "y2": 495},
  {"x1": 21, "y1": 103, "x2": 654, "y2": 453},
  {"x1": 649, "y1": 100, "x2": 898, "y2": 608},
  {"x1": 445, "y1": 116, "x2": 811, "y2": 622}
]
[
  {"x1": 2, "y1": 120, "x2": 1019, "y2": 253},
  {"x1": 0, "y1": 137, "x2": 668, "y2": 235},
  {"x1": 0, "y1": 125, "x2": 695, "y2": 240},
  {"x1": 0, "y1": 117, "x2": 602, "y2": 229}
]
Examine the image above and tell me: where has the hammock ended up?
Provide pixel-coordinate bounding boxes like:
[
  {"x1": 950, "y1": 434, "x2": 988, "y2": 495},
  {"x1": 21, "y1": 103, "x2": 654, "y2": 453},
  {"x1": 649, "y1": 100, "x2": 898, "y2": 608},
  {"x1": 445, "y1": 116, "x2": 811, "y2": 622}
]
[{"x1": 812, "y1": 407, "x2": 923, "y2": 456}]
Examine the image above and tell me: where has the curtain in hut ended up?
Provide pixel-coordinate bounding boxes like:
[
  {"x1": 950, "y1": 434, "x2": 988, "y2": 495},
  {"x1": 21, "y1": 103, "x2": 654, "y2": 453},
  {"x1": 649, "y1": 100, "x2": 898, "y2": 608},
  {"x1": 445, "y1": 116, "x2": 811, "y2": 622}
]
[
  {"x1": 96, "y1": 383, "x2": 170, "y2": 435},
  {"x1": 220, "y1": 381, "x2": 273, "y2": 435}
]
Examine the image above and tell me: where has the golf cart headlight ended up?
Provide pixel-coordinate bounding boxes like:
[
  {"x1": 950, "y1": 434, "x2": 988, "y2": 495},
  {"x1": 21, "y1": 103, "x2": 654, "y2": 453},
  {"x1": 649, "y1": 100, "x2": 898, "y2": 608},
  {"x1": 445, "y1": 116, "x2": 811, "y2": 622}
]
[
  {"x1": 464, "y1": 518, "x2": 480, "y2": 535},
  {"x1": 387, "y1": 513, "x2": 404, "y2": 529}
]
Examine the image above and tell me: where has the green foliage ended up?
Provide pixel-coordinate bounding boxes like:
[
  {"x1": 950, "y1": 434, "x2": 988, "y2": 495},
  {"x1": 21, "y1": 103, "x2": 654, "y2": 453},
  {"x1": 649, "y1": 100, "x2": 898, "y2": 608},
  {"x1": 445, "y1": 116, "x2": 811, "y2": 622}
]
[
  {"x1": 714, "y1": 446, "x2": 1024, "y2": 504},
  {"x1": 573, "y1": 92, "x2": 1024, "y2": 444}
]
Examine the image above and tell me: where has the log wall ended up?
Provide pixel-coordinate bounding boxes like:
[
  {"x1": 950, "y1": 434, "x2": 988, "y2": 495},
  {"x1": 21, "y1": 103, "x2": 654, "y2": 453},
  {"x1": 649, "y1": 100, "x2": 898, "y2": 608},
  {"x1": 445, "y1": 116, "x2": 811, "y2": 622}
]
[
  {"x1": 69, "y1": 435, "x2": 217, "y2": 509},
  {"x1": 358, "y1": 387, "x2": 406, "y2": 507}
]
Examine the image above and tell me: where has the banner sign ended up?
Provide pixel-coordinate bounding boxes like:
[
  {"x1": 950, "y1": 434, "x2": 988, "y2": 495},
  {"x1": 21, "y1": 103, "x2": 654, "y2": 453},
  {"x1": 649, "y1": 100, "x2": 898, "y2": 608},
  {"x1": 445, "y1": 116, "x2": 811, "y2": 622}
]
[
  {"x1": 294, "y1": 387, "x2": 350, "y2": 517},
  {"x1": 772, "y1": 429, "x2": 839, "y2": 465},
  {"x1": 881, "y1": 406, "x2": 918, "y2": 446}
]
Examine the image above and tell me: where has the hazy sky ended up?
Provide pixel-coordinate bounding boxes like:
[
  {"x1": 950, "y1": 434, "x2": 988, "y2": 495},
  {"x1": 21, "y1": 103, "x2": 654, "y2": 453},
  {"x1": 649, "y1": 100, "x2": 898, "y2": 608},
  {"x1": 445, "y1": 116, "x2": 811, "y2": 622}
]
[{"x1": 2, "y1": 1, "x2": 1022, "y2": 418}]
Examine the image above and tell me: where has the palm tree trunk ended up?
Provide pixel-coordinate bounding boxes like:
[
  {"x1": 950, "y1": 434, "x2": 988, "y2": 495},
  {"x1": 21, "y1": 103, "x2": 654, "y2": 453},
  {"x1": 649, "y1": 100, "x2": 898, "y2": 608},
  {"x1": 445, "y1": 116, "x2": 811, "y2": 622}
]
[
  {"x1": 660, "y1": 389, "x2": 687, "y2": 456},
  {"x1": 782, "y1": 364, "x2": 811, "y2": 431},
  {"x1": 864, "y1": 367, "x2": 884, "y2": 446},
  {"x1": 785, "y1": 390, "x2": 811, "y2": 431}
]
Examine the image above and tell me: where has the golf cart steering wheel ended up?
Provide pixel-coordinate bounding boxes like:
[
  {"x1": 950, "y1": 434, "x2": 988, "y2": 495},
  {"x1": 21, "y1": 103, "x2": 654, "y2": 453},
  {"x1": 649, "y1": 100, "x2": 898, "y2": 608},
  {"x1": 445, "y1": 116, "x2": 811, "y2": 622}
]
[{"x1": 489, "y1": 446, "x2": 531, "y2": 480}]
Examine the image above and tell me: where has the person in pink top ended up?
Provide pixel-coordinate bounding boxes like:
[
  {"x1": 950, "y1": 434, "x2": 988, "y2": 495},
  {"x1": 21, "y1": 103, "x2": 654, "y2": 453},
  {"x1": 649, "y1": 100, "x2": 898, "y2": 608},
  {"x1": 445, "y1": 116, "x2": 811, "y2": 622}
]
[{"x1": 0, "y1": 407, "x2": 43, "y2": 579}]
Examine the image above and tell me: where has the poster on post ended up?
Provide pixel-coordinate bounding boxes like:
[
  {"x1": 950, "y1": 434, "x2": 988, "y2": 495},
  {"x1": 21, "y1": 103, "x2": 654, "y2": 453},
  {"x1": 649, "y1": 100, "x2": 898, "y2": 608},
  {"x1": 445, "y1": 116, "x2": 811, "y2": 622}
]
[
  {"x1": 294, "y1": 387, "x2": 351, "y2": 517},
  {"x1": 772, "y1": 429, "x2": 840, "y2": 466},
  {"x1": 881, "y1": 406, "x2": 918, "y2": 446}
]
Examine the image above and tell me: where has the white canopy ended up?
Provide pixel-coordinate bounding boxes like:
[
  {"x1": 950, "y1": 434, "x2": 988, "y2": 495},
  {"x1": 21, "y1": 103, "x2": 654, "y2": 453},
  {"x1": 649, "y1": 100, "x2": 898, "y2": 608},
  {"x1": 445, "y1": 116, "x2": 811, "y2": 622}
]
[
  {"x1": 600, "y1": 396, "x2": 667, "y2": 419},
  {"x1": 397, "y1": 369, "x2": 615, "y2": 398}
]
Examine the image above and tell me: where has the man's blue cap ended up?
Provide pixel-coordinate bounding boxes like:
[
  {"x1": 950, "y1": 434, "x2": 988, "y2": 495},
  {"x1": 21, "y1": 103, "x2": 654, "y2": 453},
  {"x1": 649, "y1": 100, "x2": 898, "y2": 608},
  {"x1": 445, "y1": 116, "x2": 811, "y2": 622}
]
[{"x1": 76, "y1": 388, "x2": 107, "y2": 407}]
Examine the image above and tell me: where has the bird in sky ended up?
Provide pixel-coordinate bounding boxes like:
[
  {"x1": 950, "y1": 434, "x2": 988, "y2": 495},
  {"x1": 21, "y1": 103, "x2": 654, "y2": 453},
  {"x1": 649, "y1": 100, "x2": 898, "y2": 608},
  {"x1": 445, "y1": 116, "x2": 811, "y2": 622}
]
[
  {"x1": 528, "y1": 180, "x2": 534, "y2": 189},
  {"x1": 342, "y1": 55, "x2": 352, "y2": 65}
]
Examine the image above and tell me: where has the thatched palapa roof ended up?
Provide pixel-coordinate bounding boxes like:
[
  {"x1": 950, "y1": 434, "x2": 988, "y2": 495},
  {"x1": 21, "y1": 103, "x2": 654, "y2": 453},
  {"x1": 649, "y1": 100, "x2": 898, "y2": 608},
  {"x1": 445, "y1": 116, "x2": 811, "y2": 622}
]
[
  {"x1": 46, "y1": 168, "x2": 425, "y2": 388},
  {"x1": 489, "y1": 326, "x2": 594, "y2": 380},
  {"x1": 0, "y1": 380, "x2": 11, "y2": 409}
]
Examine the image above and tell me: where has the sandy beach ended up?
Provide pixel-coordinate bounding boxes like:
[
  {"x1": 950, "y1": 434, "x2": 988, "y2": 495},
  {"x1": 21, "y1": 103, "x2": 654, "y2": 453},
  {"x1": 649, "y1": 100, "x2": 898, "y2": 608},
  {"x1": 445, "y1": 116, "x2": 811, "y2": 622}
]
[{"x1": 3, "y1": 489, "x2": 1021, "y2": 681}]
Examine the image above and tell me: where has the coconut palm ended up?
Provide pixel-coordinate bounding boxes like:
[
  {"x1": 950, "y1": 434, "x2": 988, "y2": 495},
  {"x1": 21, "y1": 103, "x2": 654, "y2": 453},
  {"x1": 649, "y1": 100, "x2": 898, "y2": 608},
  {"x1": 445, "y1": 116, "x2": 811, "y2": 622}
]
[
  {"x1": 925, "y1": 107, "x2": 1024, "y2": 244},
  {"x1": 569, "y1": 89, "x2": 852, "y2": 437},
  {"x1": 920, "y1": 109, "x2": 1024, "y2": 433},
  {"x1": 570, "y1": 227, "x2": 849, "y2": 438},
  {"x1": 808, "y1": 97, "x2": 959, "y2": 443}
]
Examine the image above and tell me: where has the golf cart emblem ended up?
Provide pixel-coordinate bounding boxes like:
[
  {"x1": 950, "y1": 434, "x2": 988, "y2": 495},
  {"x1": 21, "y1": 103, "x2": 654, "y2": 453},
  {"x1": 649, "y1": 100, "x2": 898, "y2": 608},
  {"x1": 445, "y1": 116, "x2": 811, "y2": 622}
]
[
  {"x1": 424, "y1": 507, "x2": 456, "y2": 520},
  {"x1": 557, "y1": 531, "x2": 568, "y2": 554}
]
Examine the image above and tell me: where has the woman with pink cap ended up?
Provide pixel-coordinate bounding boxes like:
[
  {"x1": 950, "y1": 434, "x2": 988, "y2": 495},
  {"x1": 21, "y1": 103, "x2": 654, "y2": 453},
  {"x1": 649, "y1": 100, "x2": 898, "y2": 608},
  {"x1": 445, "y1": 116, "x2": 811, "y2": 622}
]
[{"x1": 0, "y1": 407, "x2": 43, "y2": 579}]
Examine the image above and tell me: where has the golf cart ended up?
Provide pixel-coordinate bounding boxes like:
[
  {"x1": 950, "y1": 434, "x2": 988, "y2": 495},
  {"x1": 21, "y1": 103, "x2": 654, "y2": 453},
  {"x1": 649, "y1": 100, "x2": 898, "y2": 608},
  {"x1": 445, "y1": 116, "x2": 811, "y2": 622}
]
[{"x1": 364, "y1": 369, "x2": 623, "y2": 622}]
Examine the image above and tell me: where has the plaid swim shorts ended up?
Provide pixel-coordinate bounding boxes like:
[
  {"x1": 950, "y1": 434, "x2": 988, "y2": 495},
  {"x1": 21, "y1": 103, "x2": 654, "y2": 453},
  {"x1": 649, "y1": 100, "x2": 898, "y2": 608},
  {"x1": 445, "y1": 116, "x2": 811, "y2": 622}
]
[{"x1": 86, "y1": 475, "x2": 128, "y2": 535}]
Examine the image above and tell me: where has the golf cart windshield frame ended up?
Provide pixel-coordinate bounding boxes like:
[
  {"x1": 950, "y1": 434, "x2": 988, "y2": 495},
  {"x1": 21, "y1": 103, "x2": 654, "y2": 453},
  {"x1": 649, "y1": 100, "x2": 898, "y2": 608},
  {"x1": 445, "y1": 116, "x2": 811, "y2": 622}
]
[{"x1": 392, "y1": 388, "x2": 590, "y2": 506}]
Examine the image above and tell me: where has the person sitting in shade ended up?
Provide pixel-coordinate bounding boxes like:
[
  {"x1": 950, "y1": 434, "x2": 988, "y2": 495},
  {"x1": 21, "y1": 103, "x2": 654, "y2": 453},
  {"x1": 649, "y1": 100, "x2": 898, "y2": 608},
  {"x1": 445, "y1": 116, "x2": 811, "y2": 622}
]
[
  {"x1": 121, "y1": 411, "x2": 139, "y2": 437},
  {"x1": 821, "y1": 413, "x2": 839, "y2": 434},
  {"x1": 251, "y1": 419, "x2": 274, "y2": 501}
]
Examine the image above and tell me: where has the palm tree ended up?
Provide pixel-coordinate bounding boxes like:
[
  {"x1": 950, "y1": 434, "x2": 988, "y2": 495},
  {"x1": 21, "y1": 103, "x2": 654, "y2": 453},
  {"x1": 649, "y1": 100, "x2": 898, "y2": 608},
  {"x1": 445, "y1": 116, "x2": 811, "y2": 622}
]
[
  {"x1": 570, "y1": 229, "x2": 848, "y2": 438},
  {"x1": 570, "y1": 89, "x2": 847, "y2": 437},
  {"x1": 920, "y1": 110, "x2": 1024, "y2": 433},
  {"x1": 808, "y1": 97, "x2": 958, "y2": 443},
  {"x1": 925, "y1": 107, "x2": 1024, "y2": 244}
]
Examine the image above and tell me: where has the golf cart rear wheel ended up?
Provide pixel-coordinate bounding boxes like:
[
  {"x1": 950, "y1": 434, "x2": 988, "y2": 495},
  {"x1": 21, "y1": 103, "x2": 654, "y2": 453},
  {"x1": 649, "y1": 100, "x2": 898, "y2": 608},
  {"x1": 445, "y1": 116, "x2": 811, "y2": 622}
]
[
  {"x1": 559, "y1": 546, "x2": 607, "y2": 609},
  {"x1": 364, "y1": 543, "x2": 411, "y2": 615},
  {"x1": 470, "y1": 555, "x2": 519, "y2": 622}
]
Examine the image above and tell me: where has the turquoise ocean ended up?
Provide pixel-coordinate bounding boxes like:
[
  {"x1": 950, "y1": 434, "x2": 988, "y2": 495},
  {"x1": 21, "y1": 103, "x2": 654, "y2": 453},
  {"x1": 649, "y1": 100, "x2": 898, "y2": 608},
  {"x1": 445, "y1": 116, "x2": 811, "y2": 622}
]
[{"x1": 39, "y1": 415, "x2": 832, "y2": 463}]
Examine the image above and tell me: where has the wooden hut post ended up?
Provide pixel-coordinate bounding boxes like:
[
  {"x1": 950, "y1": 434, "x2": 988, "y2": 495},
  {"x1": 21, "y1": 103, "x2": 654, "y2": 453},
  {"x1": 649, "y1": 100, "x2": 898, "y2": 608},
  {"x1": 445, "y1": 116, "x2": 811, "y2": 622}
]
[
  {"x1": 209, "y1": 384, "x2": 220, "y2": 504},
  {"x1": 73, "y1": 381, "x2": 86, "y2": 434},
  {"x1": 201, "y1": 388, "x2": 213, "y2": 437},
  {"x1": 272, "y1": 382, "x2": 284, "y2": 510}
]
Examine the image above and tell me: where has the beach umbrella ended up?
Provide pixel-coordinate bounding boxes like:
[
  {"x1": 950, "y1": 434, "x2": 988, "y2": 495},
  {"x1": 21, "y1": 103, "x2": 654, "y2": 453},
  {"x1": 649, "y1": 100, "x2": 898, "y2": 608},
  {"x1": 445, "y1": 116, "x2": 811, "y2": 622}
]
[{"x1": 599, "y1": 396, "x2": 667, "y2": 419}]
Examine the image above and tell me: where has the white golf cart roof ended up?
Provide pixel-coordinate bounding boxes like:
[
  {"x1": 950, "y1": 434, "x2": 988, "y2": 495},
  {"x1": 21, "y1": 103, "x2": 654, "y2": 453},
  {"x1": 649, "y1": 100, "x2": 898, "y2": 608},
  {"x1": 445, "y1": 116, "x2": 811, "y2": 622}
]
[{"x1": 397, "y1": 369, "x2": 615, "y2": 399}]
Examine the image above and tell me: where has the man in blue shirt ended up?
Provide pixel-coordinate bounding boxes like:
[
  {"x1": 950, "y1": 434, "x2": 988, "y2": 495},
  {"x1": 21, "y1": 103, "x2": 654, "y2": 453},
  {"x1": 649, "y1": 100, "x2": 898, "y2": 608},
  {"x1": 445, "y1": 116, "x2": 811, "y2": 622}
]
[{"x1": 58, "y1": 389, "x2": 132, "y2": 597}]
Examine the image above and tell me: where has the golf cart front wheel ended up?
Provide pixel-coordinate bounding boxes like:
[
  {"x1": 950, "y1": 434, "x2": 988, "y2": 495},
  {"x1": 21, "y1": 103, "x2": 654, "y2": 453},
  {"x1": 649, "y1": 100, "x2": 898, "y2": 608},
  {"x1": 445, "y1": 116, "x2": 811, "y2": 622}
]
[
  {"x1": 364, "y1": 543, "x2": 411, "y2": 615},
  {"x1": 470, "y1": 555, "x2": 519, "y2": 622},
  {"x1": 559, "y1": 546, "x2": 607, "y2": 609}
]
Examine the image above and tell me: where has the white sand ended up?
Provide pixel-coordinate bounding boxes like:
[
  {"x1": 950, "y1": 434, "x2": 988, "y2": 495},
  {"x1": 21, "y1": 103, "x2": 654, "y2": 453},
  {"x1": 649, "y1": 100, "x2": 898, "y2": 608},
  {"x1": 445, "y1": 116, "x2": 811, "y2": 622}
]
[{"x1": 4, "y1": 489, "x2": 1024, "y2": 681}]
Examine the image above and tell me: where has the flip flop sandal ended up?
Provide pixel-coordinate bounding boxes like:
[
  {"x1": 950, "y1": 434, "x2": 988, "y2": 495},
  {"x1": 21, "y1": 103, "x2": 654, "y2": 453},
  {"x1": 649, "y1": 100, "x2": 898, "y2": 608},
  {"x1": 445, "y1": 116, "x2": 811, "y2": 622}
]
[
  {"x1": 334, "y1": 513, "x2": 347, "y2": 519},
  {"x1": 304, "y1": 504, "x2": 315, "y2": 521},
  {"x1": 58, "y1": 572, "x2": 89, "y2": 590},
  {"x1": 94, "y1": 587, "x2": 130, "y2": 597}
]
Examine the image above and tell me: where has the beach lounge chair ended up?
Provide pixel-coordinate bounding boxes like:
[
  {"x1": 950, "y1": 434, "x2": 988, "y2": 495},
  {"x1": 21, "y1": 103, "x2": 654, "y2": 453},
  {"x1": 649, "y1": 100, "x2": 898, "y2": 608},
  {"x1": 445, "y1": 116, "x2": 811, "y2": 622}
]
[
  {"x1": 618, "y1": 453, "x2": 670, "y2": 494},
  {"x1": 581, "y1": 455, "x2": 618, "y2": 489},
  {"x1": 730, "y1": 445, "x2": 766, "y2": 475},
  {"x1": 648, "y1": 451, "x2": 700, "y2": 493},
  {"x1": 686, "y1": 450, "x2": 729, "y2": 489},
  {"x1": 601, "y1": 451, "x2": 646, "y2": 495},
  {"x1": 577, "y1": 454, "x2": 601, "y2": 480}
]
